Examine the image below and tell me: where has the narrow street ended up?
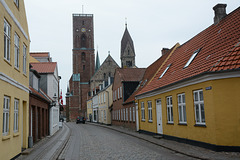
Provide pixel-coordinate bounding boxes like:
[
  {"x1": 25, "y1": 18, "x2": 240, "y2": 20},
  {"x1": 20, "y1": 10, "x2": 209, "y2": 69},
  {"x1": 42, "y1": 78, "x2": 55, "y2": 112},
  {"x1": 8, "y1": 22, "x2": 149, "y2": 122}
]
[{"x1": 59, "y1": 122, "x2": 195, "y2": 160}]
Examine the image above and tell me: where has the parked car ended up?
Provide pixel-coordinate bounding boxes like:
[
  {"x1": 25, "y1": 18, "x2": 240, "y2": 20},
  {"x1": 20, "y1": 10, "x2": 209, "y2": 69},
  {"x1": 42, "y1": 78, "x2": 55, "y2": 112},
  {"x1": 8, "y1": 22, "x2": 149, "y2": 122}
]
[{"x1": 76, "y1": 116, "x2": 86, "y2": 124}]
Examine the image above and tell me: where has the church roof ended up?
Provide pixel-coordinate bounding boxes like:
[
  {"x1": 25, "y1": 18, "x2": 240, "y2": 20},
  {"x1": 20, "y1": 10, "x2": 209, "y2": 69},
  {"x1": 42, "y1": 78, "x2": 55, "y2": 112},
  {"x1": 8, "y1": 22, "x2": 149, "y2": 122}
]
[
  {"x1": 95, "y1": 51, "x2": 100, "y2": 72},
  {"x1": 121, "y1": 26, "x2": 135, "y2": 58}
]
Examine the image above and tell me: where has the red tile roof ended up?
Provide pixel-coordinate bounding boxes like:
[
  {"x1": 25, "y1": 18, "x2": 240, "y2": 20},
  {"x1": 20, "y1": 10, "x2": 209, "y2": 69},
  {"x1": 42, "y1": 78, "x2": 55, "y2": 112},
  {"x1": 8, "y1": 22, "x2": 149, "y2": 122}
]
[
  {"x1": 30, "y1": 52, "x2": 49, "y2": 57},
  {"x1": 137, "y1": 6, "x2": 240, "y2": 96},
  {"x1": 116, "y1": 68, "x2": 146, "y2": 82},
  {"x1": 124, "y1": 43, "x2": 179, "y2": 104},
  {"x1": 210, "y1": 41, "x2": 240, "y2": 71},
  {"x1": 31, "y1": 62, "x2": 57, "y2": 73},
  {"x1": 29, "y1": 87, "x2": 51, "y2": 103}
]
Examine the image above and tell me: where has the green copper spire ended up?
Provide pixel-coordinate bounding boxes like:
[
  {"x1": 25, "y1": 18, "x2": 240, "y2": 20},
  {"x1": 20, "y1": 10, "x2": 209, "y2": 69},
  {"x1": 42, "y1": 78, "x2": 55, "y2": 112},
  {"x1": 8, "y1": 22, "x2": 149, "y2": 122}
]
[{"x1": 95, "y1": 51, "x2": 100, "y2": 72}]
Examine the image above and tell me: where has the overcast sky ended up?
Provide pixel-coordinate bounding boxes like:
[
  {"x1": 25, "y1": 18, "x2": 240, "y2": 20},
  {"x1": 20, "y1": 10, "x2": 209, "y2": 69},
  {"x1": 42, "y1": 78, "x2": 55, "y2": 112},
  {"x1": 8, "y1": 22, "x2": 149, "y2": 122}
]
[{"x1": 24, "y1": 0, "x2": 240, "y2": 104}]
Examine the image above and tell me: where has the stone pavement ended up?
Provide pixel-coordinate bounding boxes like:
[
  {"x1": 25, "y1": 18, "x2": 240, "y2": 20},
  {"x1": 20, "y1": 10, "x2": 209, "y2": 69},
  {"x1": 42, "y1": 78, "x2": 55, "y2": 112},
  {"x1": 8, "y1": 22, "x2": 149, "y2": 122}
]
[
  {"x1": 88, "y1": 122, "x2": 240, "y2": 160},
  {"x1": 17, "y1": 122, "x2": 240, "y2": 160},
  {"x1": 17, "y1": 122, "x2": 70, "y2": 160}
]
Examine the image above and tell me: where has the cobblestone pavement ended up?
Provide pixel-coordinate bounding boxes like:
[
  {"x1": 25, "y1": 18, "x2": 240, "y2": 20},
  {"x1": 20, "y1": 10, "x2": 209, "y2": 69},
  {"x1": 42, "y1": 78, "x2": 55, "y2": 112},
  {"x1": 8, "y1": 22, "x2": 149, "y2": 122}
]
[
  {"x1": 16, "y1": 123, "x2": 70, "y2": 160},
  {"x1": 59, "y1": 122, "x2": 195, "y2": 160}
]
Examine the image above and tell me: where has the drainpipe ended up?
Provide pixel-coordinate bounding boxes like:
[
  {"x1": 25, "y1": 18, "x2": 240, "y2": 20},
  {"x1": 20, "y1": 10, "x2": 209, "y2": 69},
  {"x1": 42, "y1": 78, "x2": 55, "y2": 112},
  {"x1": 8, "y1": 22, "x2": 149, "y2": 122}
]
[{"x1": 106, "y1": 90, "x2": 110, "y2": 125}]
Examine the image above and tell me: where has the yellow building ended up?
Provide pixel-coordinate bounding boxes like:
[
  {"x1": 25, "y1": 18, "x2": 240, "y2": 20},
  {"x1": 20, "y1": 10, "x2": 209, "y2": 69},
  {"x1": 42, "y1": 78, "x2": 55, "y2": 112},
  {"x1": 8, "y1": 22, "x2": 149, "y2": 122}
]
[
  {"x1": 87, "y1": 98, "x2": 93, "y2": 122},
  {"x1": 98, "y1": 84, "x2": 112, "y2": 125},
  {"x1": 0, "y1": 0, "x2": 30, "y2": 159},
  {"x1": 135, "y1": 4, "x2": 240, "y2": 151}
]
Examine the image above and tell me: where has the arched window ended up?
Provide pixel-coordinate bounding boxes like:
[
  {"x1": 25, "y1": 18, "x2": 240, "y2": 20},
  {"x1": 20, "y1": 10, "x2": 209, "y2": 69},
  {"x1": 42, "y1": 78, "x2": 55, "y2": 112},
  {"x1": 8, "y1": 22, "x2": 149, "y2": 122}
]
[
  {"x1": 81, "y1": 34, "x2": 87, "y2": 48},
  {"x1": 82, "y1": 52, "x2": 86, "y2": 61}
]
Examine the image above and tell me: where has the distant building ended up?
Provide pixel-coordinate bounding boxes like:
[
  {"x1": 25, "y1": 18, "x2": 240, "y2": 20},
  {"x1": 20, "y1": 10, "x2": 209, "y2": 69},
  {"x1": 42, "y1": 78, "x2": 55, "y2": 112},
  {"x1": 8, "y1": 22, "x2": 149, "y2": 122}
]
[
  {"x1": 0, "y1": 1, "x2": 30, "y2": 159},
  {"x1": 90, "y1": 54, "x2": 119, "y2": 97},
  {"x1": 112, "y1": 68, "x2": 145, "y2": 130},
  {"x1": 67, "y1": 13, "x2": 95, "y2": 121},
  {"x1": 30, "y1": 53, "x2": 61, "y2": 136},
  {"x1": 120, "y1": 24, "x2": 136, "y2": 68},
  {"x1": 29, "y1": 68, "x2": 50, "y2": 146}
]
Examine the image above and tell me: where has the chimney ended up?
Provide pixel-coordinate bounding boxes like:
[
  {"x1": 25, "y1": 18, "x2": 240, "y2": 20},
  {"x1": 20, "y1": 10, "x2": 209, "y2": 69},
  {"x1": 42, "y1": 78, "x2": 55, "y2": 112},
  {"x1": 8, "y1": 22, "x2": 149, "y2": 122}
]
[
  {"x1": 213, "y1": 4, "x2": 227, "y2": 24},
  {"x1": 161, "y1": 48, "x2": 169, "y2": 56}
]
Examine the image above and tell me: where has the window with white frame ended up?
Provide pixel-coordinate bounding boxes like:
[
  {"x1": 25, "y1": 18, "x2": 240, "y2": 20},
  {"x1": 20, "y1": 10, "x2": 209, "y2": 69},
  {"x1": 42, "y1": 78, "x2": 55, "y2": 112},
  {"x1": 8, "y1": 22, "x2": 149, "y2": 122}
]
[
  {"x1": 148, "y1": 101, "x2": 152, "y2": 121},
  {"x1": 3, "y1": 96, "x2": 10, "y2": 136},
  {"x1": 115, "y1": 90, "x2": 117, "y2": 101},
  {"x1": 14, "y1": 0, "x2": 19, "y2": 8},
  {"x1": 178, "y1": 93, "x2": 187, "y2": 124},
  {"x1": 123, "y1": 108, "x2": 125, "y2": 121},
  {"x1": 14, "y1": 99, "x2": 19, "y2": 132},
  {"x1": 14, "y1": 33, "x2": 20, "y2": 69},
  {"x1": 133, "y1": 107, "x2": 135, "y2": 122},
  {"x1": 126, "y1": 108, "x2": 128, "y2": 121},
  {"x1": 129, "y1": 107, "x2": 132, "y2": 121},
  {"x1": 121, "y1": 109, "x2": 123, "y2": 120},
  {"x1": 4, "y1": 19, "x2": 11, "y2": 62},
  {"x1": 166, "y1": 96, "x2": 173, "y2": 123},
  {"x1": 23, "y1": 44, "x2": 27, "y2": 74},
  {"x1": 193, "y1": 90, "x2": 205, "y2": 124},
  {"x1": 141, "y1": 102, "x2": 145, "y2": 121}
]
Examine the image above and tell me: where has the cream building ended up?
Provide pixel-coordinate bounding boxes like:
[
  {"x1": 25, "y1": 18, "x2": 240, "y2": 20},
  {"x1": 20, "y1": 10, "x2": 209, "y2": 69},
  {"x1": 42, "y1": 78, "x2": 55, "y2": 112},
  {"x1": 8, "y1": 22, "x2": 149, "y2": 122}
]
[{"x1": 0, "y1": 0, "x2": 30, "y2": 159}]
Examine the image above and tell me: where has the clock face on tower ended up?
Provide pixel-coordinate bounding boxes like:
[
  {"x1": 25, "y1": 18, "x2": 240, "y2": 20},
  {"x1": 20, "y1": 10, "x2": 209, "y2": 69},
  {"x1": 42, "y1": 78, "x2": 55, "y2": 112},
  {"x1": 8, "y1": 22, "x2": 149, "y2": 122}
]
[{"x1": 81, "y1": 28, "x2": 86, "y2": 32}]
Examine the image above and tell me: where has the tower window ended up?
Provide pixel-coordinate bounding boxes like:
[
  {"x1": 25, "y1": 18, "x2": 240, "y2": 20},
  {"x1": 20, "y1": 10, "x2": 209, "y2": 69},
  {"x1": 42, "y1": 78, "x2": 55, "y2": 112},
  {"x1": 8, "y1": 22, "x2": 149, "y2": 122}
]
[
  {"x1": 82, "y1": 20, "x2": 85, "y2": 25},
  {"x1": 81, "y1": 34, "x2": 87, "y2": 48},
  {"x1": 126, "y1": 61, "x2": 132, "y2": 67},
  {"x1": 83, "y1": 65, "x2": 85, "y2": 71},
  {"x1": 82, "y1": 52, "x2": 86, "y2": 61},
  {"x1": 128, "y1": 49, "x2": 130, "y2": 55}
]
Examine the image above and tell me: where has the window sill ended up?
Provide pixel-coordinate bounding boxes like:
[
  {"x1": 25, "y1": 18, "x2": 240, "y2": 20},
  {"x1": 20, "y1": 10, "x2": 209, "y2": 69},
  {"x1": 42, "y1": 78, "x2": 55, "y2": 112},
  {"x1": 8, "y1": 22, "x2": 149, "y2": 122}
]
[
  {"x1": 178, "y1": 123, "x2": 187, "y2": 126},
  {"x1": 148, "y1": 120, "x2": 153, "y2": 123},
  {"x1": 13, "y1": 132, "x2": 20, "y2": 137},
  {"x1": 4, "y1": 59, "x2": 12, "y2": 66},
  {"x1": 14, "y1": 67, "x2": 20, "y2": 72},
  {"x1": 2, "y1": 135, "x2": 11, "y2": 141},
  {"x1": 194, "y1": 124, "x2": 206, "y2": 127},
  {"x1": 167, "y1": 122, "x2": 174, "y2": 125},
  {"x1": 141, "y1": 119, "x2": 145, "y2": 122}
]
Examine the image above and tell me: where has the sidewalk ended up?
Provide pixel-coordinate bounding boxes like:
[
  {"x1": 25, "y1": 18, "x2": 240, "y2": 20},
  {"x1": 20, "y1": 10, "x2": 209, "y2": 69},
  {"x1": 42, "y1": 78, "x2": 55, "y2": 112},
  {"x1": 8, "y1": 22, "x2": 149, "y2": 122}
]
[
  {"x1": 88, "y1": 122, "x2": 240, "y2": 160},
  {"x1": 17, "y1": 122, "x2": 70, "y2": 160}
]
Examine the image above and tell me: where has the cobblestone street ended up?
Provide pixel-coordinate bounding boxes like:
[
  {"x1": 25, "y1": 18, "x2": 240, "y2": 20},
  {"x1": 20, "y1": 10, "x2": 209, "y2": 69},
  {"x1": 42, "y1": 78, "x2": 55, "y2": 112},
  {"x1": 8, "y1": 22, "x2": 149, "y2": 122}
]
[{"x1": 59, "y1": 122, "x2": 194, "y2": 160}]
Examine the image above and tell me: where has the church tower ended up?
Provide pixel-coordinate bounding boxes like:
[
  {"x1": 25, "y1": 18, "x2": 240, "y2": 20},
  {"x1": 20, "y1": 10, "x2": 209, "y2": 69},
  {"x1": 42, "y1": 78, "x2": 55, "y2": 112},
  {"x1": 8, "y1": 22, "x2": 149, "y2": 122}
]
[
  {"x1": 120, "y1": 23, "x2": 136, "y2": 68},
  {"x1": 69, "y1": 13, "x2": 95, "y2": 120}
]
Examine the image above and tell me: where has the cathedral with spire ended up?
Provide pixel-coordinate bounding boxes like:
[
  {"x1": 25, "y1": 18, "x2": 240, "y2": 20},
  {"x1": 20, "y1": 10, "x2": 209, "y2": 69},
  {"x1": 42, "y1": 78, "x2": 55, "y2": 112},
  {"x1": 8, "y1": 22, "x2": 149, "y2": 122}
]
[
  {"x1": 120, "y1": 23, "x2": 136, "y2": 68},
  {"x1": 66, "y1": 13, "x2": 136, "y2": 121}
]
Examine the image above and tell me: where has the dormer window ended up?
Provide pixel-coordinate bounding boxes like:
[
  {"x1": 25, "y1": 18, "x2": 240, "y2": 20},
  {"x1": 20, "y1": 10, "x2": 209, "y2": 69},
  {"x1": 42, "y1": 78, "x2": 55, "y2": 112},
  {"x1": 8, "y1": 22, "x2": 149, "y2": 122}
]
[
  {"x1": 14, "y1": 0, "x2": 19, "y2": 8},
  {"x1": 184, "y1": 48, "x2": 201, "y2": 68},
  {"x1": 159, "y1": 64, "x2": 171, "y2": 79}
]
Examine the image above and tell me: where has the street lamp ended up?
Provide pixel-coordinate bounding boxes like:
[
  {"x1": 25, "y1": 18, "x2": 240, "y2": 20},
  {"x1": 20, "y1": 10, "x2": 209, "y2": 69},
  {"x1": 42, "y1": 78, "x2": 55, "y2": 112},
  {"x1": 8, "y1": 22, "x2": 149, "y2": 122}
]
[{"x1": 50, "y1": 93, "x2": 58, "y2": 108}]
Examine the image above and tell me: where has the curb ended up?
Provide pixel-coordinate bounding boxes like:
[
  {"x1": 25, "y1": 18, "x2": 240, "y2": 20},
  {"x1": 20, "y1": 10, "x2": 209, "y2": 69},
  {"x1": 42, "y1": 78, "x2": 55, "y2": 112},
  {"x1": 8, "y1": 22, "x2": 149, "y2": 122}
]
[{"x1": 88, "y1": 123, "x2": 207, "y2": 160}]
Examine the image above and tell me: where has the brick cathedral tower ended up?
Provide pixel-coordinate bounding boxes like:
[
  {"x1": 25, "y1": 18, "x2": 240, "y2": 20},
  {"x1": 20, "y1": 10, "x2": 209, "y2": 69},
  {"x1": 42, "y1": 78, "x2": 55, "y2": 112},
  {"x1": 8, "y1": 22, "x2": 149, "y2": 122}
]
[
  {"x1": 120, "y1": 23, "x2": 136, "y2": 68},
  {"x1": 68, "y1": 14, "x2": 95, "y2": 121}
]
